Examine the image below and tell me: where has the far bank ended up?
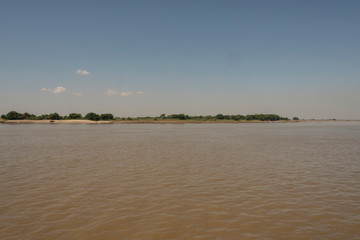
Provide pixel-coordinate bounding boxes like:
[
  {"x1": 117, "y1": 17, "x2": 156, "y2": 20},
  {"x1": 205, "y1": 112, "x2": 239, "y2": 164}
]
[{"x1": 0, "y1": 119, "x2": 344, "y2": 124}]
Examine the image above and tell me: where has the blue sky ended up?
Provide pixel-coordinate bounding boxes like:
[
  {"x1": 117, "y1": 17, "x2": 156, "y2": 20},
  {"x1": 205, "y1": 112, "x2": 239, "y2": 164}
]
[{"x1": 1, "y1": 0, "x2": 359, "y2": 119}]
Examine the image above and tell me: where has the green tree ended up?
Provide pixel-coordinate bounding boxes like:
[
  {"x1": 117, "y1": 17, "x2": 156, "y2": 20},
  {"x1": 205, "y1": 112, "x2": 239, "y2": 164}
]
[
  {"x1": 293, "y1": 117, "x2": 299, "y2": 121},
  {"x1": 168, "y1": 114, "x2": 189, "y2": 120},
  {"x1": 245, "y1": 114, "x2": 256, "y2": 121},
  {"x1": 232, "y1": 115, "x2": 244, "y2": 121},
  {"x1": 5, "y1": 111, "x2": 21, "y2": 120},
  {"x1": 68, "y1": 113, "x2": 82, "y2": 119},
  {"x1": 100, "y1": 113, "x2": 114, "y2": 121},
  {"x1": 28, "y1": 114, "x2": 37, "y2": 120},
  {"x1": 85, "y1": 112, "x2": 100, "y2": 121},
  {"x1": 215, "y1": 114, "x2": 225, "y2": 120},
  {"x1": 39, "y1": 114, "x2": 49, "y2": 120},
  {"x1": 267, "y1": 114, "x2": 280, "y2": 121},
  {"x1": 20, "y1": 112, "x2": 31, "y2": 119},
  {"x1": 49, "y1": 113, "x2": 61, "y2": 120}
]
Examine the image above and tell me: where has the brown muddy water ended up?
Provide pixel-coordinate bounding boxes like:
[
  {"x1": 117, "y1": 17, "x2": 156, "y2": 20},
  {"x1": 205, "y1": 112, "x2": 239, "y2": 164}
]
[{"x1": 0, "y1": 122, "x2": 359, "y2": 240}]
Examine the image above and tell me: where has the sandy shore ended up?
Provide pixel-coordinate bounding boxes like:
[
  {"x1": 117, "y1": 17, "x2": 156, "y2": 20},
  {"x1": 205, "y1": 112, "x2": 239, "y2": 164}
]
[{"x1": 0, "y1": 119, "x2": 348, "y2": 124}]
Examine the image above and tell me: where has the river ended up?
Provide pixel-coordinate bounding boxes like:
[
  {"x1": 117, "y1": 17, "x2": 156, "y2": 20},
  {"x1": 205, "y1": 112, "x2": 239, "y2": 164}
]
[{"x1": 0, "y1": 122, "x2": 359, "y2": 239}]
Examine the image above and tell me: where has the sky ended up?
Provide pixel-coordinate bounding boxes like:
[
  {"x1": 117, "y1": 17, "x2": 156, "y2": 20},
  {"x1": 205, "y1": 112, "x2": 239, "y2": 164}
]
[{"x1": 1, "y1": 0, "x2": 359, "y2": 119}]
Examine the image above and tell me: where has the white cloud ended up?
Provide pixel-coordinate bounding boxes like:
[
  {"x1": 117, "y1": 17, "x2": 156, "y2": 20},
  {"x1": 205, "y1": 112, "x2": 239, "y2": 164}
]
[
  {"x1": 40, "y1": 88, "x2": 51, "y2": 91},
  {"x1": 106, "y1": 90, "x2": 142, "y2": 97},
  {"x1": 73, "y1": 92, "x2": 83, "y2": 96},
  {"x1": 120, "y1": 91, "x2": 133, "y2": 97},
  {"x1": 107, "y1": 89, "x2": 119, "y2": 96},
  {"x1": 76, "y1": 69, "x2": 91, "y2": 75},
  {"x1": 53, "y1": 86, "x2": 67, "y2": 93},
  {"x1": 41, "y1": 87, "x2": 67, "y2": 93}
]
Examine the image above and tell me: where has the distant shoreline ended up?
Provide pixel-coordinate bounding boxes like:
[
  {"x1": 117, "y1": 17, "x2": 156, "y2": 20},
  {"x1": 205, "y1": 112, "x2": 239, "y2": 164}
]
[{"x1": 0, "y1": 119, "x2": 353, "y2": 124}]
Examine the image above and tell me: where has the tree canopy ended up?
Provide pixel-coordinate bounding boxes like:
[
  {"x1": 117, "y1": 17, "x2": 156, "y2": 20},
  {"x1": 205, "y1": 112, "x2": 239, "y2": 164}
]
[
  {"x1": 5, "y1": 111, "x2": 22, "y2": 120},
  {"x1": 85, "y1": 112, "x2": 100, "y2": 121},
  {"x1": 49, "y1": 113, "x2": 61, "y2": 120},
  {"x1": 68, "y1": 113, "x2": 82, "y2": 119},
  {"x1": 100, "y1": 113, "x2": 114, "y2": 121}
]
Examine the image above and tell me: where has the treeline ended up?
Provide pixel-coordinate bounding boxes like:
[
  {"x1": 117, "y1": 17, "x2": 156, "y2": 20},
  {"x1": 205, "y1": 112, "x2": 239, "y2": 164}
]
[
  {"x1": 126, "y1": 113, "x2": 290, "y2": 121},
  {"x1": 156, "y1": 113, "x2": 288, "y2": 121},
  {"x1": 0, "y1": 111, "x2": 114, "y2": 121},
  {"x1": 1, "y1": 111, "x2": 293, "y2": 122}
]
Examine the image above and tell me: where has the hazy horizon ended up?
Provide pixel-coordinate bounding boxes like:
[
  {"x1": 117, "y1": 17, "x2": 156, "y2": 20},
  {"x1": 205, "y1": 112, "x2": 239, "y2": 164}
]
[{"x1": 1, "y1": 0, "x2": 360, "y2": 119}]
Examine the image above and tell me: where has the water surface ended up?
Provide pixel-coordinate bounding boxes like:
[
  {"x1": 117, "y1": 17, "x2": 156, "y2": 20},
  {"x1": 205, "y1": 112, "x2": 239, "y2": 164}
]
[{"x1": 1, "y1": 122, "x2": 359, "y2": 239}]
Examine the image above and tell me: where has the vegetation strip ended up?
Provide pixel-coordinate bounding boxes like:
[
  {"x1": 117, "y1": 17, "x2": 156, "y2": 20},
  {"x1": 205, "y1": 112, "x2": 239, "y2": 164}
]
[{"x1": 0, "y1": 111, "x2": 300, "y2": 122}]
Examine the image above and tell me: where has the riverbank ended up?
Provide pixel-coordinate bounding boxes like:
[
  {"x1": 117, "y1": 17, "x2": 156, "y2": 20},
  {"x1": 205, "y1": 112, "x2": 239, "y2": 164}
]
[{"x1": 0, "y1": 119, "x2": 347, "y2": 124}]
